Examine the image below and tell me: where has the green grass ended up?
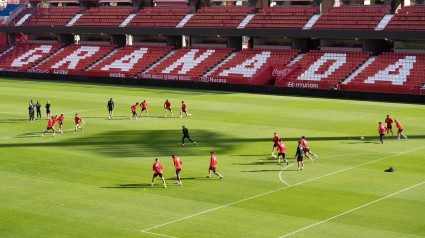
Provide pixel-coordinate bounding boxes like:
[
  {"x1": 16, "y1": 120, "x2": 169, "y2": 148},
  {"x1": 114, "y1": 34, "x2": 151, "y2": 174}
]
[{"x1": 0, "y1": 78, "x2": 424, "y2": 238}]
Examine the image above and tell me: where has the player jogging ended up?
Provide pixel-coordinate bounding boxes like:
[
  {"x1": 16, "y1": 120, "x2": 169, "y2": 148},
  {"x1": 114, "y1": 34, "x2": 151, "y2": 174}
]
[
  {"x1": 294, "y1": 141, "x2": 304, "y2": 171},
  {"x1": 164, "y1": 99, "x2": 173, "y2": 117},
  {"x1": 182, "y1": 125, "x2": 196, "y2": 147},
  {"x1": 151, "y1": 158, "x2": 166, "y2": 188},
  {"x1": 74, "y1": 113, "x2": 84, "y2": 133},
  {"x1": 378, "y1": 122, "x2": 386, "y2": 144},
  {"x1": 172, "y1": 155, "x2": 183, "y2": 186},
  {"x1": 130, "y1": 102, "x2": 139, "y2": 120},
  {"x1": 206, "y1": 152, "x2": 223, "y2": 179},
  {"x1": 271, "y1": 132, "x2": 280, "y2": 157},
  {"x1": 277, "y1": 139, "x2": 288, "y2": 165},
  {"x1": 42, "y1": 116, "x2": 56, "y2": 137},
  {"x1": 385, "y1": 115, "x2": 394, "y2": 137},
  {"x1": 180, "y1": 101, "x2": 192, "y2": 118},
  {"x1": 57, "y1": 114, "x2": 64, "y2": 133},
  {"x1": 107, "y1": 98, "x2": 114, "y2": 119},
  {"x1": 140, "y1": 100, "x2": 148, "y2": 117},
  {"x1": 394, "y1": 119, "x2": 407, "y2": 140},
  {"x1": 300, "y1": 136, "x2": 318, "y2": 162}
]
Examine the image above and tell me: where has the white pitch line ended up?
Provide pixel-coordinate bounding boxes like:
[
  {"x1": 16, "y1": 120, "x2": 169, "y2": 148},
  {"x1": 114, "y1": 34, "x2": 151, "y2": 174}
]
[
  {"x1": 279, "y1": 164, "x2": 295, "y2": 186},
  {"x1": 279, "y1": 180, "x2": 425, "y2": 238},
  {"x1": 141, "y1": 146, "x2": 425, "y2": 233},
  {"x1": 141, "y1": 230, "x2": 178, "y2": 238}
]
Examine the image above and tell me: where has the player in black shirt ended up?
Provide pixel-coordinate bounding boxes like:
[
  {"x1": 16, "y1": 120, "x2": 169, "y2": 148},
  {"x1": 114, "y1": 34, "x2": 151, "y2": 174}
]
[
  {"x1": 294, "y1": 141, "x2": 304, "y2": 171},
  {"x1": 45, "y1": 101, "x2": 51, "y2": 119},
  {"x1": 182, "y1": 125, "x2": 196, "y2": 147},
  {"x1": 28, "y1": 100, "x2": 35, "y2": 122},
  {"x1": 107, "y1": 98, "x2": 114, "y2": 119},
  {"x1": 36, "y1": 101, "x2": 42, "y2": 119}
]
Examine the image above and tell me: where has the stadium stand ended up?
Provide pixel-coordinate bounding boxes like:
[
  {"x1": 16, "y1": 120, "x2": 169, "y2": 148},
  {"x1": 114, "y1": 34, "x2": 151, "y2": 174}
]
[
  {"x1": 0, "y1": 3, "x2": 20, "y2": 18},
  {"x1": 245, "y1": 6, "x2": 319, "y2": 29},
  {"x1": 385, "y1": 6, "x2": 425, "y2": 31},
  {"x1": 0, "y1": 44, "x2": 10, "y2": 53},
  {"x1": 184, "y1": 7, "x2": 254, "y2": 28},
  {"x1": 312, "y1": 6, "x2": 390, "y2": 30},
  {"x1": 21, "y1": 7, "x2": 83, "y2": 26},
  {"x1": 127, "y1": 7, "x2": 192, "y2": 28},
  {"x1": 6, "y1": 6, "x2": 32, "y2": 26},
  {"x1": 73, "y1": 7, "x2": 136, "y2": 27},
  {"x1": 89, "y1": 45, "x2": 173, "y2": 77}
]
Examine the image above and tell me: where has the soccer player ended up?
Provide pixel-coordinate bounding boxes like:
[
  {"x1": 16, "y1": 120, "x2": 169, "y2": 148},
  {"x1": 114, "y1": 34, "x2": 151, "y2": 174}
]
[
  {"x1": 301, "y1": 136, "x2": 318, "y2": 162},
  {"x1": 180, "y1": 101, "x2": 192, "y2": 118},
  {"x1": 130, "y1": 102, "x2": 139, "y2": 120},
  {"x1": 378, "y1": 122, "x2": 387, "y2": 144},
  {"x1": 28, "y1": 100, "x2": 35, "y2": 122},
  {"x1": 294, "y1": 141, "x2": 304, "y2": 171},
  {"x1": 36, "y1": 101, "x2": 42, "y2": 119},
  {"x1": 271, "y1": 132, "x2": 280, "y2": 157},
  {"x1": 42, "y1": 116, "x2": 56, "y2": 137},
  {"x1": 172, "y1": 155, "x2": 183, "y2": 186},
  {"x1": 385, "y1": 115, "x2": 394, "y2": 137},
  {"x1": 164, "y1": 99, "x2": 173, "y2": 117},
  {"x1": 107, "y1": 98, "x2": 114, "y2": 119},
  {"x1": 206, "y1": 152, "x2": 223, "y2": 179},
  {"x1": 140, "y1": 100, "x2": 148, "y2": 117},
  {"x1": 45, "y1": 101, "x2": 51, "y2": 119},
  {"x1": 74, "y1": 113, "x2": 84, "y2": 133},
  {"x1": 277, "y1": 139, "x2": 288, "y2": 165},
  {"x1": 182, "y1": 125, "x2": 196, "y2": 147},
  {"x1": 394, "y1": 119, "x2": 407, "y2": 140},
  {"x1": 151, "y1": 158, "x2": 166, "y2": 188},
  {"x1": 57, "y1": 114, "x2": 65, "y2": 133}
]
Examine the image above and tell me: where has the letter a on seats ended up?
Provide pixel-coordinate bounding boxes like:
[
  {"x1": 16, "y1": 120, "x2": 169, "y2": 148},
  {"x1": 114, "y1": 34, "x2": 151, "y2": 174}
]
[
  {"x1": 298, "y1": 53, "x2": 346, "y2": 81},
  {"x1": 161, "y1": 49, "x2": 215, "y2": 74},
  {"x1": 219, "y1": 51, "x2": 271, "y2": 77},
  {"x1": 52, "y1": 46, "x2": 100, "y2": 69},
  {"x1": 101, "y1": 48, "x2": 148, "y2": 72},
  {"x1": 11, "y1": 45, "x2": 53, "y2": 67},
  {"x1": 364, "y1": 56, "x2": 415, "y2": 85}
]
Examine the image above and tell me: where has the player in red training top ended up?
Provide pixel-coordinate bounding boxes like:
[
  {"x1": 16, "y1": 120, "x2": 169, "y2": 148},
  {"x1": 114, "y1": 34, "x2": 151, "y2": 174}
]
[
  {"x1": 172, "y1": 155, "x2": 183, "y2": 186},
  {"x1": 394, "y1": 119, "x2": 407, "y2": 140},
  {"x1": 74, "y1": 113, "x2": 84, "y2": 133},
  {"x1": 180, "y1": 101, "x2": 192, "y2": 118},
  {"x1": 271, "y1": 132, "x2": 280, "y2": 157},
  {"x1": 385, "y1": 115, "x2": 394, "y2": 137},
  {"x1": 301, "y1": 136, "x2": 318, "y2": 162},
  {"x1": 378, "y1": 122, "x2": 387, "y2": 144},
  {"x1": 42, "y1": 116, "x2": 56, "y2": 137},
  {"x1": 206, "y1": 152, "x2": 223, "y2": 179},
  {"x1": 277, "y1": 139, "x2": 289, "y2": 165},
  {"x1": 57, "y1": 114, "x2": 64, "y2": 133},
  {"x1": 151, "y1": 158, "x2": 166, "y2": 188},
  {"x1": 140, "y1": 100, "x2": 148, "y2": 117},
  {"x1": 164, "y1": 99, "x2": 173, "y2": 117},
  {"x1": 130, "y1": 102, "x2": 139, "y2": 120}
]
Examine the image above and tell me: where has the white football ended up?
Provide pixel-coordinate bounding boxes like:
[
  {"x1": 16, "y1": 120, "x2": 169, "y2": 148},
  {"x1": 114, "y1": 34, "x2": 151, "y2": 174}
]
[
  {"x1": 174, "y1": 174, "x2": 177, "y2": 178},
  {"x1": 272, "y1": 155, "x2": 276, "y2": 158},
  {"x1": 360, "y1": 136, "x2": 364, "y2": 140}
]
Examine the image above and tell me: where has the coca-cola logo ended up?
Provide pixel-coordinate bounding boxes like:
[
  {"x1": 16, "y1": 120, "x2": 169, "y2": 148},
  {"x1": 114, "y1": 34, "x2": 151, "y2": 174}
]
[{"x1": 272, "y1": 68, "x2": 290, "y2": 77}]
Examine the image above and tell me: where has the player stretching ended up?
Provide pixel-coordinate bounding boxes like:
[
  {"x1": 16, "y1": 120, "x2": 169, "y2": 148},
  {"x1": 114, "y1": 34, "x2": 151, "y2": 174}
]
[
  {"x1": 378, "y1": 122, "x2": 386, "y2": 144},
  {"x1": 207, "y1": 152, "x2": 223, "y2": 179},
  {"x1": 301, "y1": 136, "x2": 318, "y2": 162},
  {"x1": 271, "y1": 132, "x2": 280, "y2": 157},
  {"x1": 107, "y1": 98, "x2": 114, "y2": 119},
  {"x1": 151, "y1": 158, "x2": 166, "y2": 188},
  {"x1": 180, "y1": 101, "x2": 192, "y2": 118},
  {"x1": 74, "y1": 113, "x2": 84, "y2": 133},
  {"x1": 57, "y1": 114, "x2": 64, "y2": 133},
  {"x1": 130, "y1": 102, "x2": 139, "y2": 120},
  {"x1": 182, "y1": 125, "x2": 196, "y2": 147},
  {"x1": 277, "y1": 139, "x2": 288, "y2": 165},
  {"x1": 164, "y1": 99, "x2": 173, "y2": 117},
  {"x1": 394, "y1": 119, "x2": 407, "y2": 140},
  {"x1": 140, "y1": 100, "x2": 148, "y2": 117},
  {"x1": 172, "y1": 155, "x2": 183, "y2": 186},
  {"x1": 42, "y1": 116, "x2": 56, "y2": 137},
  {"x1": 294, "y1": 141, "x2": 304, "y2": 171},
  {"x1": 385, "y1": 115, "x2": 394, "y2": 137}
]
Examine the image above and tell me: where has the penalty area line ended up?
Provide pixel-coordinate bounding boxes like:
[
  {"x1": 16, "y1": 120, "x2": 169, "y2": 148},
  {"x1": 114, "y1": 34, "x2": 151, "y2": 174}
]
[
  {"x1": 279, "y1": 180, "x2": 425, "y2": 238},
  {"x1": 279, "y1": 164, "x2": 295, "y2": 186}
]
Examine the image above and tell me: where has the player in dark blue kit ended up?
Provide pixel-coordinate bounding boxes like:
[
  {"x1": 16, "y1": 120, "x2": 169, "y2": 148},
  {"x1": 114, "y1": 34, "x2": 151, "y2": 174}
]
[
  {"x1": 107, "y1": 98, "x2": 114, "y2": 119},
  {"x1": 182, "y1": 125, "x2": 196, "y2": 147},
  {"x1": 294, "y1": 141, "x2": 304, "y2": 171}
]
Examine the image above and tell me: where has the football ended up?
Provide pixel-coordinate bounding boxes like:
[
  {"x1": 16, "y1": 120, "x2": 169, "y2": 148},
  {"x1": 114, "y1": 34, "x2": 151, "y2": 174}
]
[
  {"x1": 361, "y1": 136, "x2": 364, "y2": 140},
  {"x1": 272, "y1": 155, "x2": 276, "y2": 158}
]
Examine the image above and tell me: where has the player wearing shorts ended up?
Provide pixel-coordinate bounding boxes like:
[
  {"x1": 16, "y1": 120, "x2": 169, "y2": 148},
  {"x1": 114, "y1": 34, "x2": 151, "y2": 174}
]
[
  {"x1": 385, "y1": 115, "x2": 394, "y2": 137},
  {"x1": 45, "y1": 101, "x2": 51, "y2": 119},
  {"x1": 36, "y1": 101, "x2": 42, "y2": 119},
  {"x1": 42, "y1": 116, "x2": 56, "y2": 137},
  {"x1": 394, "y1": 119, "x2": 407, "y2": 140},
  {"x1": 277, "y1": 139, "x2": 288, "y2": 165},
  {"x1": 130, "y1": 102, "x2": 139, "y2": 120},
  {"x1": 107, "y1": 98, "x2": 114, "y2": 119},
  {"x1": 294, "y1": 141, "x2": 304, "y2": 171},
  {"x1": 140, "y1": 100, "x2": 148, "y2": 117},
  {"x1": 172, "y1": 155, "x2": 183, "y2": 186},
  {"x1": 180, "y1": 101, "x2": 192, "y2": 118},
  {"x1": 301, "y1": 136, "x2": 318, "y2": 162},
  {"x1": 164, "y1": 99, "x2": 173, "y2": 117},
  {"x1": 57, "y1": 114, "x2": 64, "y2": 133},
  {"x1": 182, "y1": 125, "x2": 196, "y2": 146},
  {"x1": 271, "y1": 132, "x2": 280, "y2": 157},
  {"x1": 378, "y1": 122, "x2": 386, "y2": 144},
  {"x1": 74, "y1": 113, "x2": 84, "y2": 133},
  {"x1": 206, "y1": 152, "x2": 223, "y2": 179},
  {"x1": 151, "y1": 158, "x2": 166, "y2": 188}
]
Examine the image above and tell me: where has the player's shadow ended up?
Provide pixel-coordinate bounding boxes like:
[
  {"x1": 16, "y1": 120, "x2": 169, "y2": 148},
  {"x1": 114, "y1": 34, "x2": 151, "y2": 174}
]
[
  {"x1": 0, "y1": 118, "x2": 31, "y2": 123},
  {"x1": 240, "y1": 169, "x2": 283, "y2": 172},
  {"x1": 13, "y1": 132, "x2": 42, "y2": 138},
  {"x1": 235, "y1": 161, "x2": 280, "y2": 165},
  {"x1": 101, "y1": 184, "x2": 156, "y2": 188}
]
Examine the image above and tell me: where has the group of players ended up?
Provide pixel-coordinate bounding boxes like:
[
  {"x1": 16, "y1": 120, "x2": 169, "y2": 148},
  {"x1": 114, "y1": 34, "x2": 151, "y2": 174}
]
[
  {"x1": 41, "y1": 113, "x2": 84, "y2": 137},
  {"x1": 378, "y1": 115, "x2": 408, "y2": 144}
]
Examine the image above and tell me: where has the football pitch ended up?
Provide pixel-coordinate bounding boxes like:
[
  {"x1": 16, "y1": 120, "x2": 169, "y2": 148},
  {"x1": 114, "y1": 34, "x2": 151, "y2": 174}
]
[{"x1": 0, "y1": 78, "x2": 424, "y2": 238}]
